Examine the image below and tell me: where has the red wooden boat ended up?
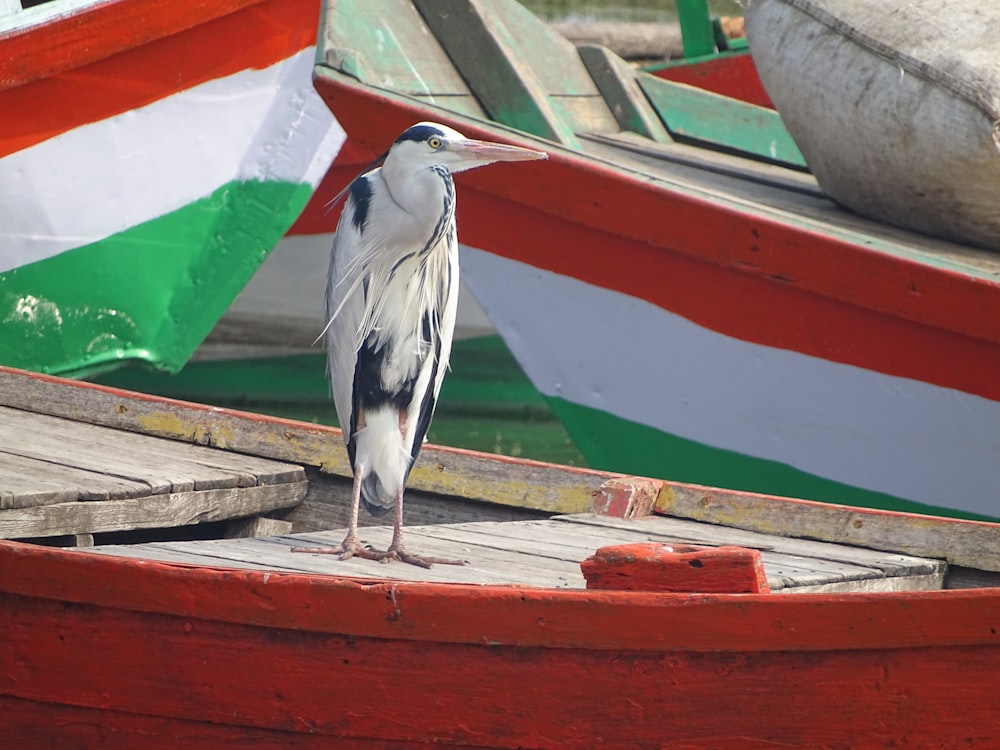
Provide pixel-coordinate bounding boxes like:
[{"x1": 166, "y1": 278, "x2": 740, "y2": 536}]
[
  {"x1": 2, "y1": 366, "x2": 1000, "y2": 748},
  {"x1": 309, "y1": 0, "x2": 1000, "y2": 521}
]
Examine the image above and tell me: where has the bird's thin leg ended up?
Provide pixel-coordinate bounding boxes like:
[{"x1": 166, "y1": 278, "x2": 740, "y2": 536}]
[
  {"x1": 375, "y1": 486, "x2": 467, "y2": 569},
  {"x1": 291, "y1": 462, "x2": 385, "y2": 561},
  {"x1": 359, "y1": 410, "x2": 463, "y2": 567}
]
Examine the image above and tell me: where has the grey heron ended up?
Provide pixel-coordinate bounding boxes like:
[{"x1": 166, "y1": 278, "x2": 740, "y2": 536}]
[{"x1": 296, "y1": 121, "x2": 546, "y2": 568}]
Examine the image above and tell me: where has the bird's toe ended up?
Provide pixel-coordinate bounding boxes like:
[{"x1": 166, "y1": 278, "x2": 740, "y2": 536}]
[
  {"x1": 380, "y1": 545, "x2": 466, "y2": 569},
  {"x1": 292, "y1": 534, "x2": 380, "y2": 561}
]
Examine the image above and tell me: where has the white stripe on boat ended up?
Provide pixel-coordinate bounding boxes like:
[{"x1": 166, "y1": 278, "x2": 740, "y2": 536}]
[
  {"x1": 0, "y1": 47, "x2": 344, "y2": 273},
  {"x1": 461, "y1": 245, "x2": 1000, "y2": 514}
]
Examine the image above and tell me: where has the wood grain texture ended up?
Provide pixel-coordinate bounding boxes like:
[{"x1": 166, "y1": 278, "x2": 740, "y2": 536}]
[
  {"x1": 285, "y1": 466, "x2": 549, "y2": 532},
  {"x1": 0, "y1": 696, "x2": 423, "y2": 750},
  {"x1": 6, "y1": 591, "x2": 998, "y2": 748},
  {"x1": 1, "y1": 367, "x2": 992, "y2": 575},
  {"x1": 80, "y1": 513, "x2": 945, "y2": 593},
  {"x1": 0, "y1": 451, "x2": 148, "y2": 507},
  {"x1": 657, "y1": 482, "x2": 1000, "y2": 572},
  {"x1": 224, "y1": 516, "x2": 294, "y2": 539},
  {"x1": 577, "y1": 44, "x2": 673, "y2": 142},
  {"x1": 0, "y1": 367, "x2": 607, "y2": 514},
  {"x1": 0, "y1": 404, "x2": 306, "y2": 507},
  {"x1": 413, "y1": 0, "x2": 583, "y2": 146},
  {"x1": 0, "y1": 482, "x2": 307, "y2": 539},
  {"x1": 591, "y1": 476, "x2": 661, "y2": 518}
]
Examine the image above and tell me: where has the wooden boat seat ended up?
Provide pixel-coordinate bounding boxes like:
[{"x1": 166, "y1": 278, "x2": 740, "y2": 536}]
[{"x1": 0, "y1": 405, "x2": 306, "y2": 545}]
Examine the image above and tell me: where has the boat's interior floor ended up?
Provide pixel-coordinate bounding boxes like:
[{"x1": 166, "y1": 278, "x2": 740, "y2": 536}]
[{"x1": 81, "y1": 511, "x2": 946, "y2": 593}]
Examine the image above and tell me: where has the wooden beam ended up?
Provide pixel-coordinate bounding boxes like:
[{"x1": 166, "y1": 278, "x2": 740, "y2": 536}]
[
  {"x1": 577, "y1": 44, "x2": 672, "y2": 143},
  {"x1": 657, "y1": 482, "x2": 1000, "y2": 573},
  {"x1": 0, "y1": 482, "x2": 307, "y2": 540},
  {"x1": 0, "y1": 367, "x2": 611, "y2": 515},
  {"x1": 638, "y1": 74, "x2": 806, "y2": 168},
  {"x1": 413, "y1": 0, "x2": 579, "y2": 147},
  {"x1": 225, "y1": 516, "x2": 295, "y2": 539}
]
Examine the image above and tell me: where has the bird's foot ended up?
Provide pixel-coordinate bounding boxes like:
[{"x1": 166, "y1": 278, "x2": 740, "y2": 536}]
[
  {"x1": 291, "y1": 534, "x2": 384, "y2": 562},
  {"x1": 372, "y1": 543, "x2": 467, "y2": 569}
]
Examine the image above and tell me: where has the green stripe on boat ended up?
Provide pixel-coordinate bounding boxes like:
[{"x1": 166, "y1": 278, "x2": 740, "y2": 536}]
[
  {"x1": 1, "y1": 180, "x2": 313, "y2": 378},
  {"x1": 547, "y1": 396, "x2": 999, "y2": 523}
]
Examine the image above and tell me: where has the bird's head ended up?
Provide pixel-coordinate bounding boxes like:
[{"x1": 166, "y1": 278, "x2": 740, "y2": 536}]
[{"x1": 386, "y1": 122, "x2": 547, "y2": 175}]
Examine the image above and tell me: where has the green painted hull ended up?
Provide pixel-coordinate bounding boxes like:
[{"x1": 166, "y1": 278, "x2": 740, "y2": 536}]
[
  {"x1": 546, "y1": 395, "x2": 997, "y2": 522},
  {"x1": 2, "y1": 180, "x2": 312, "y2": 378}
]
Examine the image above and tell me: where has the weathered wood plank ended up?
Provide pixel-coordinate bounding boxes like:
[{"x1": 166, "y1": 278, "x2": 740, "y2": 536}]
[
  {"x1": 225, "y1": 517, "x2": 294, "y2": 539},
  {"x1": 284, "y1": 530, "x2": 584, "y2": 586},
  {"x1": 413, "y1": 0, "x2": 582, "y2": 146},
  {"x1": 0, "y1": 406, "x2": 303, "y2": 492},
  {"x1": 84, "y1": 541, "x2": 281, "y2": 571},
  {"x1": 656, "y1": 482, "x2": 1000, "y2": 573},
  {"x1": 577, "y1": 44, "x2": 672, "y2": 142},
  {"x1": 282, "y1": 466, "x2": 551, "y2": 534},
  {"x1": 89, "y1": 531, "x2": 576, "y2": 587},
  {"x1": 556, "y1": 514, "x2": 944, "y2": 577},
  {"x1": 789, "y1": 573, "x2": 945, "y2": 594},
  {"x1": 83, "y1": 512, "x2": 947, "y2": 593},
  {"x1": 426, "y1": 518, "x2": 937, "y2": 592},
  {"x1": 554, "y1": 20, "x2": 683, "y2": 60},
  {"x1": 321, "y1": 0, "x2": 487, "y2": 113},
  {"x1": 0, "y1": 482, "x2": 307, "y2": 540},
  {"x1": 0, "y1": 451, "x2": 152, "y2": 506},
  {"x1": 0, "y1": 407, "x2": 184, "y2": 494},
  {"x1": 579, "y1": 130, "x2": 821, "y2": 200},
  {"x1": 0, "y1": 367, "x2": 988, "y2": 580},
  {"x1": 638, "y1": 73, "x2": 807, "y2": 168},
  {"x1": 579, "y1": 130, "x2": 1000, "y2": 282},
  {"x1": 0, "y1": 405, "x2": 307, "y2": 512},
  {"x1": 0, "y1": 368, "x2": 605, "y2": 515}
]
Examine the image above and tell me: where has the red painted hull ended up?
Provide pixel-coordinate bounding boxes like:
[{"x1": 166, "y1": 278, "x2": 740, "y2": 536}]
[
  {"x1": 3, "y1": 540, "x2": 1000, "y2": 748},
  {"x1": 311, "y1": 71, "x2": 1000, "y2": 407},
  {"x1": 0, "y1": 0, "x2": 319, "y2": 158},
  {"x1": 649, "y1": 52, "x2": 774, "y2": 108}
]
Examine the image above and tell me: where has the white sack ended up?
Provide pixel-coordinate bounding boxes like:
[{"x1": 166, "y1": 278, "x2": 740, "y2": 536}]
[{"x1": 745, "y1": 0, "x2": 1000, "y2": 251}]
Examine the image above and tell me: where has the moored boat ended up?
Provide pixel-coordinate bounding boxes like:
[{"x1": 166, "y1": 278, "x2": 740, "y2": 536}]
[
  {"x1": 2, "y1": 366, "x2": 1000, "y2": 748},
  {"x1": 644, "y1": 0, "x2": 773, "y2": 108},
  {"x1": 0, "y1": 0, "x2": 343, "y2": 378},
  {"x1": 309, "y1": 0, "x2": 1000, "y2": 520}
]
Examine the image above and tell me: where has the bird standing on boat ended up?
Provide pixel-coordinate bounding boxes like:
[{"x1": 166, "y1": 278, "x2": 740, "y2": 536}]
[{"x1": 297, "y1": 122, "x2": 546, "y2": 568}]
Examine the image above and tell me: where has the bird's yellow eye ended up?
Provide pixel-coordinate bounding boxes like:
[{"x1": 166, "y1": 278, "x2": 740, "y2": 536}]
[{"x1": 428, "y1": 137, "x2": 442, "y2": 150}]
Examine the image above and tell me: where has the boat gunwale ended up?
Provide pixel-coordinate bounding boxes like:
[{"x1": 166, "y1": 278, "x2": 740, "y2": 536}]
[
  {"x1": 0, "y1": 0, "x2": 270, "y2": 91},
  {"x1": 3, "y1": 537, "x2": 1000, "y2": 654}
]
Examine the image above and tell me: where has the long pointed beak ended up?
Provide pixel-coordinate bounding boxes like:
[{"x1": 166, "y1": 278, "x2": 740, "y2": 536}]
[{"x1": 451, "y1": 139, "x2": 548, "y2": 170}]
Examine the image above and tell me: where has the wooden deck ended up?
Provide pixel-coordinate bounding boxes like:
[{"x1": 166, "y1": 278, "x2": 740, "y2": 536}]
[
  {"x1": 0, "y1": 405, "x2": 307, "y2": 544},
  {"x1": 82, "y1": 512, "x2": 947, "y2": 593},
  {"x1": 0, "y1": 376, "x2": 969, "y2": 594}
]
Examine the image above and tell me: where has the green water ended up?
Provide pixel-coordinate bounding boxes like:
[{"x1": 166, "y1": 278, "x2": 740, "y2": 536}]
[{"x1": 92, "y1": 336, "x2": 588, "y2": 467}]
